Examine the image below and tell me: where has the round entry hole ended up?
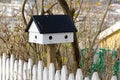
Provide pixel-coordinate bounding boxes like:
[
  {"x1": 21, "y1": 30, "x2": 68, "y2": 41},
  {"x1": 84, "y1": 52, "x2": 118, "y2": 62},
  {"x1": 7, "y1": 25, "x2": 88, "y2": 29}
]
[
  {"x1": 35, "y1": 35, "x2": 37, "y2": 39},
  {"x1": 49, "y1": 36, "x2": 52, "y2": 40},
  {"x1": 64, "y1": 35, "x2": 68, "y2": 39}
]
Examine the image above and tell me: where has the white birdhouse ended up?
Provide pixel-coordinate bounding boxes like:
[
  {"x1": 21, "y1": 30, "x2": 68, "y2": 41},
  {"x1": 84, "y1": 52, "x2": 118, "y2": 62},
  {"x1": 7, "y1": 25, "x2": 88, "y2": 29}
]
[{"x1": 25, "y1": 15, "x2": 77, "y2": 44}]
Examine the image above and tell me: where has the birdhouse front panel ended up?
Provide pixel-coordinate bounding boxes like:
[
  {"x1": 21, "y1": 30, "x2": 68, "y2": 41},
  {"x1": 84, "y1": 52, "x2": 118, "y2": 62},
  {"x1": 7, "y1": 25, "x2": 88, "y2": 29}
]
[
  {"x1": 42, "y1": 32, "x2": 74, "y2": 44},
  {"x1": 29, "y1": 32, "x2": 43, "y2": 44}
]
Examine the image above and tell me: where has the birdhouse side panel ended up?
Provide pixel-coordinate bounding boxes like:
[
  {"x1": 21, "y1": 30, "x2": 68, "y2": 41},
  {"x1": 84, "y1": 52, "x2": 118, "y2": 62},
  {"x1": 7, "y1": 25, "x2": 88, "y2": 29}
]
[
  {"x1": 42, "y1": 32, "x2": 74, "y2": 44},
  {"x1": 29, "y1": 32, "x2": 43, "y2": 44},
  {"x1": 28, "y1": 21, "x2": 39, "y2": 33}
]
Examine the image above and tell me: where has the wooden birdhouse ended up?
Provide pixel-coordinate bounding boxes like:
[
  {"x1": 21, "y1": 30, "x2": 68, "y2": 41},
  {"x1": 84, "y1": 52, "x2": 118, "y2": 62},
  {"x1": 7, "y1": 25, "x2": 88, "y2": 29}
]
[{"x1": 25, "y1": 15, "x2": 77, "y2": 44}]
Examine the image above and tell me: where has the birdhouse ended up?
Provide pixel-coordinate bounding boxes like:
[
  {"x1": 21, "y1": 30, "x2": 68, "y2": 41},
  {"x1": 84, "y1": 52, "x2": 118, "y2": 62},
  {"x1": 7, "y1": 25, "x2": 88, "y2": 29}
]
[{"x1": 25, "y1": 15, "x2": 77, "y2": 44}]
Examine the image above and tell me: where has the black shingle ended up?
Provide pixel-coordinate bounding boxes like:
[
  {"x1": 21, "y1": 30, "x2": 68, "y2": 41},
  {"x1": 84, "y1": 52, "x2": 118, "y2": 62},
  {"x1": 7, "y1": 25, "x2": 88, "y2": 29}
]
[{"x1": 25, "y1": 15, "x2": 77, "y2": 34}]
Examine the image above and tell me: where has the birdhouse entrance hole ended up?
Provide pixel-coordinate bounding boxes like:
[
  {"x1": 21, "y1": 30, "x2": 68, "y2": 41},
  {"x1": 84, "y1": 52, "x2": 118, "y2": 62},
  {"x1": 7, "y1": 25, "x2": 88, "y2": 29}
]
[
  {"x1": 35, "y1": 35, "x2": 37, "y2": 39},
  {"x1": 49, "y1": 36, "x2": 52, "y2": 40},
  {"x1": 64, "y1": 35, "x2": 68, "y2": 39}
]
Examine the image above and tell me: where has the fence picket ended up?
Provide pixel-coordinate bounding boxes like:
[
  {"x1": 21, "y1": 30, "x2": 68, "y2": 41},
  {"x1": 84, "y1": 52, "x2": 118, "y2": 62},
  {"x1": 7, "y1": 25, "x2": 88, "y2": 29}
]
[
  {"x1": 76, "y1": 68, "x2": 83, "y2": 80},
  {"x1": 32, "y1": 65, "x2": 37, "y2": 80},
  {"x1": 18, "y1": 59, "x2": 23, "y2": 80},
  {"x1": 68, "y1": 73, "x2": 74, "y2": 80},
  {"x1": 91, "y1": 72, "x2": 100, "y2": 80},
  {"x1": 84, "y1": 77, "x2": 90, "y2": 80},
  {"x1": 49, "y1": 63, "x2": 55, "y2": 80},
  {"x1": 14, "y1": 60, "x2": 18, "y2": 80},
  {"x1": 6, "y1": 59, "x2": 10, "y2": 80},
  {"x1": 43, "y1": 67, "x2": 49, "y2": 80},
  {"x1": 27, "y1": 58, "x2": 33, "y2": 80},
  {"x1": 0, "y1": 57, "x2": 2, "y2": 80},
  {"x1": 23, "y1": 62, "x2": 27, "y2": 80},
  {"x1": 37, "y1": 61, "x2": 44, "y2": 80},
  {"x1": 10, "y1": 54, "x2": 14, "y2": 80},
  {"x1": 61, "y1": 65, "x2": 68, "y2": 80},
  {"x1": 111, "y1": 76, "x2": 117, "y2": 80},
  {"x1": 2, "y1": 53, "x2": 6, "y2": 80},
  {"x1": 55, "y1": 70, "x2": 61, "y2": 80}
]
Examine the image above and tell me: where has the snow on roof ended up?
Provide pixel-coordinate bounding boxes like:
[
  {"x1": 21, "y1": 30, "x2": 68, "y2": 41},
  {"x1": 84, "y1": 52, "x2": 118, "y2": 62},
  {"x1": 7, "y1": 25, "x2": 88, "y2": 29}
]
[{"x1": 99, "y1": 21, "x2": 120, "y2": 40}]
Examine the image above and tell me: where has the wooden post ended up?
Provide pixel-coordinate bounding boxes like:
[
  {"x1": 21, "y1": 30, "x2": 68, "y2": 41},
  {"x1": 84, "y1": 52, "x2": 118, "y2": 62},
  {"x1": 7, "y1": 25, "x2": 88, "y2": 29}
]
[{"x1": 47, "y1": 44, "x2": 56, "y2": 67}]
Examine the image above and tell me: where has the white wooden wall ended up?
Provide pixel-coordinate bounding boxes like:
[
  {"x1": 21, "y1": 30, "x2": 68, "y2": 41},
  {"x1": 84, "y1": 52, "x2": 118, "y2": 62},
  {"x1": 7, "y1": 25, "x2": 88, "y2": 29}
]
[{"x1": 0, "y1": 53, "x2": 117, "y2": 80}]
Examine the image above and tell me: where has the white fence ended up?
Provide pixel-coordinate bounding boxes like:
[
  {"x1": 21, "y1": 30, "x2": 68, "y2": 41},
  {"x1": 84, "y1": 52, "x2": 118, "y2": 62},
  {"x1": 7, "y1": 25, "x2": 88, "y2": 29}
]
[{"x1": 0, "y1": 53, "x2": 117, "y2": 80}]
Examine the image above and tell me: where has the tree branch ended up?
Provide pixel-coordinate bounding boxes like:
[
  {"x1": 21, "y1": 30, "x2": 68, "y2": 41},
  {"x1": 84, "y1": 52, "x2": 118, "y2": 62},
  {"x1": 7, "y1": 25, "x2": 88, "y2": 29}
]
[
  {"x1": 34, "y1": 0, "x2": 39, "y2": 15},
  {"x1": 57, "y1": 0, "x2": 72, "y2": 18},
  {"x1": 91, "y1": 0, "x2": 112, "y2": 48},
  {"x1": 41, "y1": 0, "x2": 45, "y2": 15},
  {"x1": 74, "y1": 0, "x2": 83, "y2": 21},
  {"x1": 45, "y1": 3, "x2": 58, "y2": 14},
  {"x1": 21, "y1": 0, "x2": 28, "y2": 26}
]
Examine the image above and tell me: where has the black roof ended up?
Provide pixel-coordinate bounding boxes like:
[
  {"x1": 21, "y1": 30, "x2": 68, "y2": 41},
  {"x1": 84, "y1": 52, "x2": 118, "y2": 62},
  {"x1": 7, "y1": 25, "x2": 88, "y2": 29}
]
[{"x1": 25, "y1": 15, "x2": 77, "y2": 34}]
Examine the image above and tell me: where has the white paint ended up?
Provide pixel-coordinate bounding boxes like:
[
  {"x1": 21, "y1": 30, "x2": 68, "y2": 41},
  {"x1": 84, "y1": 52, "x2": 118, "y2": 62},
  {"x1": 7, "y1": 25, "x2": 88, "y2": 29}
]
[
  {"x1": 23, "y1": 62, "x2": 27, "y2": 80},
  {"x1": 6, "y1": 59, "x2": 10, "y2": 80},
  {"x1": 76, "y1": 68, "x2": 83, "y2": 80},
  {"x1": 10, "y1": 54, "x2": 14, "y2": 80},
  {"x1": 29, "y1": 21, "x2": 39, "y2": 33},
  {"x1": 55, "y1": 70, "x2": 61, "y2": 80},
  {"x1": 0, "y1": 57, "x2": 2, "y2": 80},
  {"x1": 29, "y1": 32, "x2": 74, "y2": 44},
  {"x1": 18, "y1": 59, "x2": 23, "y2": 80},
  {"x1": 49, "y1": 63, "x2": 55, "y2": 80},
  {"x1": 0, "y1": 53, "x2": 117, "y2": 80},
  {"x1": 111, "y1": 75, "x2": 117, "y2": 80},
  {"x1": 61, "y1": 65, "x2": 68, "y2": 80},
  {"x1": 43, "y1": 67, "x2": 49, "y2": 80},
  {"x1": 91, "y1": 72, "x2": 100, "y2": 80},
  {"x1": 84, "y1": 77, "x2": 90, "y2": 80},
  {"x1": 27, "y1": 58, "x2": 33, "y2": 80},
  {"x1": 14, "y1": 60, "x2": 18, "y2": 80},
  {"x1": 2, "y1": 53, "x2": 6, "y2": 80},
  {"x1": 28, "y1": 21, "x2": 74, "y2": 44},
  {"x1": 32, "y1": 65, "x2": 37, "y2": 80},
  {"x1": 99, "y1": 21, "x2": 120, "y2": 40},
  {"x1": 37, "y1": 61, "x2": 44, "y2": 80},
  {"x1": 68, "y1": 73, "x2": 74, "y2": 80},
  {"x1": 29, "y1": 32, "x2": 43, "y2": 44}
]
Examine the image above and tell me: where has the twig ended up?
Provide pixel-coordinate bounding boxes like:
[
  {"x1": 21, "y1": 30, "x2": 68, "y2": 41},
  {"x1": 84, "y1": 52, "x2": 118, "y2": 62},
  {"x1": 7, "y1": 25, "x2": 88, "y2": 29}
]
[
  {"x1": 34, "y1": 0, "x2": 39, "y2": 15},
  {"x1": 41, "y1": 0, "x2": 45, "y2": 15},
  {"x1": 21, "y1": 0, "x2": 28, "y2": 26},
  {"x1": 45, "y1": 3, "x2": 58, "y2": 14},
  {"x1": 74, "y1": 0, "x2": 83, "y2": 21}
]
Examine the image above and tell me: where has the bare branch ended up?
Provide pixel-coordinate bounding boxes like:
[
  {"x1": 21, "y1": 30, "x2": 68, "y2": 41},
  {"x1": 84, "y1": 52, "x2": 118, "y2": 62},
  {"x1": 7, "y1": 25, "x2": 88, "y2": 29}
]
[
  {"x1": 34, "y1": 0, "x2": 39, "y2": 15},
  {"x1": 41, "y1": 0, "x2": 45, "y2": 15},
  {"x1": 74, "y1": 0, "x2": 83, "y2": 21},
  {"x1": 0, "y1": 36, "x2": 6, "y2": 43},
  {"x1": 57, "y1": 0, "x2": 72, "y2": 18},
  {"x1": 21, "y1": 0, "x2": 28, "y2": 26},
  {"x1": 92, "y1": 0, "x2": 112, "y2": 48},
  {"x1": 45, "y1": 3, "x2": 58, "y2": 14}
]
